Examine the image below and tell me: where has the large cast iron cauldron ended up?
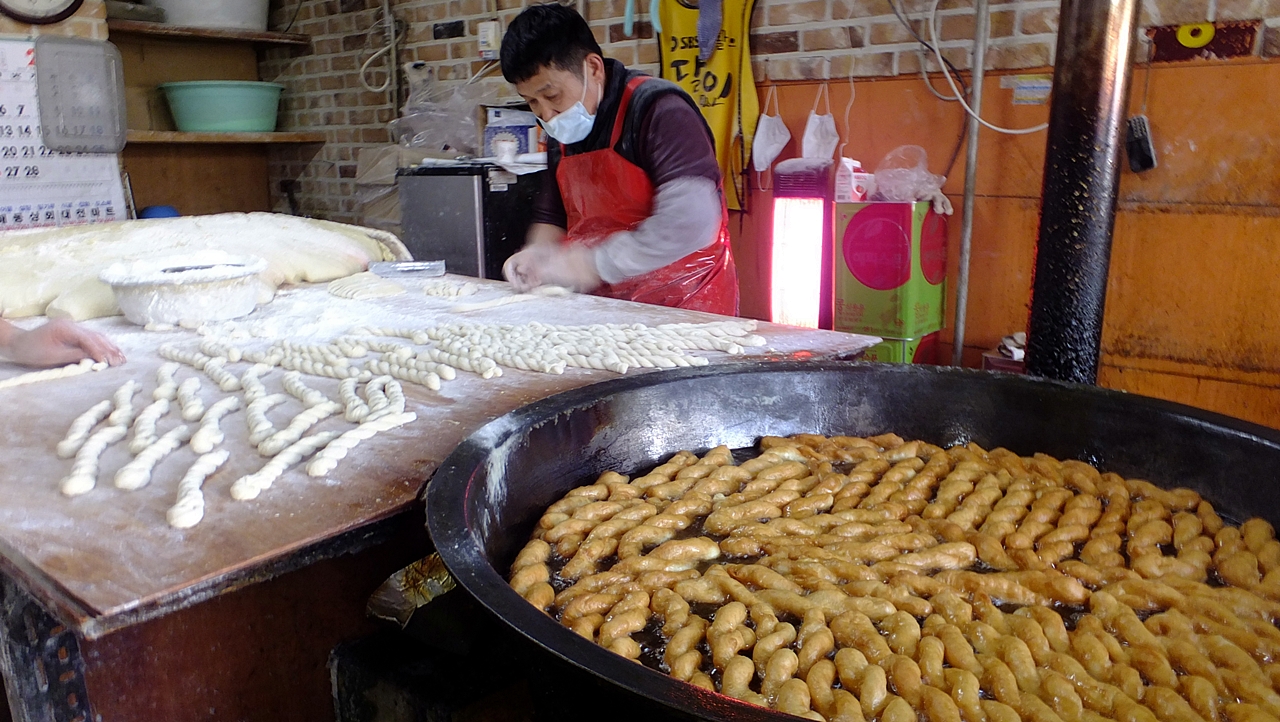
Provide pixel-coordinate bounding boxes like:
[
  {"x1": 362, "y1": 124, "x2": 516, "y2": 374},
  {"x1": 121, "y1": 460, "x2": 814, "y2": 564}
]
[{"x1": 425, "y1": 362, "x2": 1280, "y2": 722}]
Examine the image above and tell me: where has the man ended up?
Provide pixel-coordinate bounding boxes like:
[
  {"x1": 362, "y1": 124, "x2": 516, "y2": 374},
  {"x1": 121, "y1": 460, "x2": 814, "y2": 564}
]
[
  {"x1": 499, "y1": 3, "x2": 739, "y2": 315},
  {"x1": 0, "y1": 318, "x2": 125, "y2": 367}
]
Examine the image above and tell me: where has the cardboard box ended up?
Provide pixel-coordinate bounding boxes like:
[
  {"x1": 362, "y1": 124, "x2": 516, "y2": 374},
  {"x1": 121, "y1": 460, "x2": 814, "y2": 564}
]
[
  {"x1": 861, "y1": 332, "x2": 940, "y2": 364},
  {"x1": 482, "y1": 105, "x2": 544, "y2": 157},
  {"x1": 833, "y1": 201, "x2": 948, "y2": 337}
]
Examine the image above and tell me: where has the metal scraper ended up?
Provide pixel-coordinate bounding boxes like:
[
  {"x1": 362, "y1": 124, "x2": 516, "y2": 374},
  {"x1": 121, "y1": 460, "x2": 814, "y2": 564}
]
[{"x1": 369, "y1": 261, "x2": 447, "y2": 278}]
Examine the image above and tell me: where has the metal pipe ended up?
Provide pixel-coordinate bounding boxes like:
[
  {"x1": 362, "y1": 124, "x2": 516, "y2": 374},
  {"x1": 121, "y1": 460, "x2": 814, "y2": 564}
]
[
  {"x1": 1025, "y1": 0, "x2": 1140, "y2": 382},
  {"x1": 950, "y1": 0, "x2": 989, "y2": 367}
]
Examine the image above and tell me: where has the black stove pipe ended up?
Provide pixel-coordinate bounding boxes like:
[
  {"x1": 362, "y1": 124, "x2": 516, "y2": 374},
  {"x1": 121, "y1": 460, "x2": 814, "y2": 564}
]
[{"x1": 1025, "y1": 0, "x2": 1141, "y2": 383}]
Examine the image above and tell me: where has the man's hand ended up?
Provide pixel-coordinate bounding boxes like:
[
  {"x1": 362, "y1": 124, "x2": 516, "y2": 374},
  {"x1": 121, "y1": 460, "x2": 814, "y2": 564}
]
[
  {"x1": 1, "y1": 319, "x2": 126, "y2": 368},
  {"x1": 503, "y1": 242, "x2": 602, "y2": 294}
]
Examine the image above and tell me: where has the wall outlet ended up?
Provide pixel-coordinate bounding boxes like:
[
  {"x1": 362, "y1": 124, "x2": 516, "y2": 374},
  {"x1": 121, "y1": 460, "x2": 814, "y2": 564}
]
[{"x1": 478, "y1": 20, "x2": 502, "y2": 60}]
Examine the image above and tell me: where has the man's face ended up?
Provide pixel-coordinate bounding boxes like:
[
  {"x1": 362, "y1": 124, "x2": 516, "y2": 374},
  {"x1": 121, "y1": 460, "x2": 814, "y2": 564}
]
[{"x1": 514, "y1": 54, "x2": 606, "y2": 123}]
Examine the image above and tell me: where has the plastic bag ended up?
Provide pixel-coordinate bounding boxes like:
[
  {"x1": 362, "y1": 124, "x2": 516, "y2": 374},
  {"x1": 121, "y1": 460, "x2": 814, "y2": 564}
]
[
  {"x1": 389, "y1": 82, "x2": 500, "y2": 156},
  {"x1": 872, "y1": 145, "x2": 945, "y2": 202}
]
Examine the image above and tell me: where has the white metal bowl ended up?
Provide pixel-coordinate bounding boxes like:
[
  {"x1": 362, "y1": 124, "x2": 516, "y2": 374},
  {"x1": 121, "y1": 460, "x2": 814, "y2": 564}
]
[{"x1": 100, "y1": 251, "x2": 268, "y2": 327}]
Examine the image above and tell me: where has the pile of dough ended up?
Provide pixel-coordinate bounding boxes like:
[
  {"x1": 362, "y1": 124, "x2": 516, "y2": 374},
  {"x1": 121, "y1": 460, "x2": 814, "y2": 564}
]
[
  {"x1": 327, "y1": 272, "x2": 406, "y2": 300},
  {"x1": 0, "y1": 212, "x2": 410, "y2": 320}
]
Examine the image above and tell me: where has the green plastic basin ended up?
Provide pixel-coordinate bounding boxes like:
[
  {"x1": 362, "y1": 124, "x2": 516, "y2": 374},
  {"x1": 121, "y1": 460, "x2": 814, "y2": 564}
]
[{"x1": 159, "y1": 81, "x2": 284, "y2": 133}]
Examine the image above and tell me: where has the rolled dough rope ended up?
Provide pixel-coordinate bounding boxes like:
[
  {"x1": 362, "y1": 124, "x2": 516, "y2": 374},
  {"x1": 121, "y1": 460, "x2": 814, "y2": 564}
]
[
  {"x1": 365, "y1": 380, "x2": 405, "y2": 422},
  {"x1": 0, "y1": 358, "x2": 107, "y2": 391},
  {"x1": 354, "y1": 339, "x2": 414, "y2": 360},
  {"x1": 56, "y1": 399, "x2": 113, "y2": 458},
  {"x1": 364, "y1": 375, "x2": 390, "y2": 412},
  {"x1": 115, "y1": 424, "x2": 192, "y2": 490},
  {"x1": 176, "y1": 377, "x2": 205, "y2": 421},
  {"x1": 280, "y1": 341, "x2": 350, "y2": 365},
  {"x1": 153, "y1": 362, "x2": 181, "y2": 401},
  {"x1": 282, "y1": 371, "x2": 330, "y2": 408},
  {"x1": 365, "y1": 360, "x2": 441, "y2": 391},
  {"x1": 143, "y1": 322, "x2": 176, "y2": 332},
  {"x1": 230, "y1": 430, "x2": 339, "y2": 501},
  {"x1": 242, "y1": 347, "x2": 284, "y2": 366},
  {"x1": 409, "y1": 354, "x2": 456, "y2": 380},
  {"x1": 306, "y1": 411, "x2": 416, "y2": 477},
  {"x1": 333, "y1": 337, "x2": 369, "y2": 358},
  {"x1": 166, "y1": 448, "x2": 231, "y2": 530},
  {"x1": 128, "y1": 397, "x2": 171, "y2": 454},
  {"x1": 246, "y1": 393, "x2": 288, "y2": 445},
  {"x1": 60, "y1": 424, "x2": 128, "y2": 496},
  {"x1": 448, "y1": 285, "x2": 571, "y2": 313},
  {"x1": 422, "y1": 279, "x2": 478, "y2": 297},
  {"x1": 280, "y1": 355, "x2": 369, "y2": 381},
  {"x1": 158, "y1": 344, "x2": 219, "y2": 371},
  {"x1": 106, "y1": 380, "x2": 140, "y2": 427},
  {"x1": 327, "y1": 271, "x2": 406, "y2": 300},
  {"x1": 240, "y1": 364, "x2": 272, "y2": 404},
  {"x1": 347, "y1": 327, "x2": 430, "y2": 345},
  {"x1": 339, "y1": 378, "x2": 369, "y2": 423},
  {"x1": 191, "y1": 396, "x2": 242, "y2": 454},
  {"x1": 198, "y1": 337, "x2": 243, "y2": 363},
  {"x1": 201, "y1": 357, "x2": 242, "y2": 392},
  {"x1": 257, "y1": 400, "x2": 341, "y2": 457},
  {"x1": 418, "y1": 347, "x2": 501, "y2": 379}
]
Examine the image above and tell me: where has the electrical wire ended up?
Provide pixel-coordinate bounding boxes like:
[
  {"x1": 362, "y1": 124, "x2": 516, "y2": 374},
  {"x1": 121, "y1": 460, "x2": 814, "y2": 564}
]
[
  {"x1": 928, "y1": 0, "x2": 1048, "y2": 135},
  {"x1": 884, "y1": 0, "x2": 968, "y2": 176},
  {"x1": 359, "y1": 0, "x2": 400, "y2": 95},
  {"x1": 282, "y1": 0, "x2": 305, "y2": 34}
]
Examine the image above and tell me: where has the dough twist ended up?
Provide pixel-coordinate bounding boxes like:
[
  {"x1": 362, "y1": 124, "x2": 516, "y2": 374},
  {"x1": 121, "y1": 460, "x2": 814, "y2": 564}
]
[
  {"x1": 166, "y1": 449, "x2": 231, "y2": 529},
  {"x1": 57, "y1": 399, "x2": 113, "y2": 458},
  {"x1": 176, "y1": 377, "x2": 205, "y2": 421},
  {"x1": 191, "y1": 396, "x2": 242, "y2": 454},
  {"x1": 230, "y1": 431, "x2": 338, "y2": 500},
  {"x1": 306, "y1": 411, "x2": 416, "y2": 477},
  {"x1": 115, "y1": 424, "x2": 192, "y2": 490},
  {"x1": 257, "y1": 400, "x2": 341, "y2": 456},
  {"x1": 128, "y1": 397, "x2": 171, "y2": 454}
]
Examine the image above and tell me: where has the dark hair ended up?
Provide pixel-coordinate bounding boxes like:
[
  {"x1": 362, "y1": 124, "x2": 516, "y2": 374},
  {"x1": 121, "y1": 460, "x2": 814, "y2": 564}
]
[{"x1": 500, "y1": 3, "x2": 603, "y2": 84}]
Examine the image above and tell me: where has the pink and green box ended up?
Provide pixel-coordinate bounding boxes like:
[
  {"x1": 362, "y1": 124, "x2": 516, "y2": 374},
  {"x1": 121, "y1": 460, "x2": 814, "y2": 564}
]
[
  {"x1": 833, "y1": 201, "x2": 948, "y2": 338},
  {"x1": 860, "y1": 332, "x2": 940, "y2": 364}
]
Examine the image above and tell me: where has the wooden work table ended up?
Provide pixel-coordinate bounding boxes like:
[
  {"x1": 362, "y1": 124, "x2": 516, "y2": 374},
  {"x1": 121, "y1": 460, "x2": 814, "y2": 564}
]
[{"x1": 0, "y1": 277, "x2": 877, "y2": 722}]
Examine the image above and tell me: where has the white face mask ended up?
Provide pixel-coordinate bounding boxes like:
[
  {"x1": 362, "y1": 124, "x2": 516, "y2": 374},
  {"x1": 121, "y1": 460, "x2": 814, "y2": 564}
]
[
  {"x1": 752, "y1": 86, "x2": 790, "y2": 172},
  {"x1": 539, "y1": 63, "x2": 598, "y2": 145},
  {"x1": 801, "y1": 84, "x2": 840, "y2": 160}
]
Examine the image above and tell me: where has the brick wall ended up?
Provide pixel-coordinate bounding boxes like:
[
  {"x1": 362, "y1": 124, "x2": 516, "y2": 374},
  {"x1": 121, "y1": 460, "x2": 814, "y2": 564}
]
[
  {"x1": 261, "y1": 0, "x2": 1280, "y2": 222},
  {"x1": 0, "y1": 0, "x2": 107, "y2": 39}
]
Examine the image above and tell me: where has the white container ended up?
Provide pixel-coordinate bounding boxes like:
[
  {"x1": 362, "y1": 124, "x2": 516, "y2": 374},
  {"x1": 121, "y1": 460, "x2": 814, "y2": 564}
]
[
  {"x1": 150, "y1": 0, "x2": 270, "y2": 32},
  {"x1": 100, "y1": 251, "x2": 268, "y2": 327}
]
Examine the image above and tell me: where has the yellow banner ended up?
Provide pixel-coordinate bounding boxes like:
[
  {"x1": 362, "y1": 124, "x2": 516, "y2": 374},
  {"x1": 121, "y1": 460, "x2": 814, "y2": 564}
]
[{"x1": 658, "y1": 0, "x2": 758, "y2": 211}]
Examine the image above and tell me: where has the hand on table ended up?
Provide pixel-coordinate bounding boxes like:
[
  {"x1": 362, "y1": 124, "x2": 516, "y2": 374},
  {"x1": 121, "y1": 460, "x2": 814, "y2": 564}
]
[
  {"x1": 0, "y1": 318, "x2": 126, "y2": 368},
  {"x1": 503, "y1": 242, "x2": 602, "y2": 294}
]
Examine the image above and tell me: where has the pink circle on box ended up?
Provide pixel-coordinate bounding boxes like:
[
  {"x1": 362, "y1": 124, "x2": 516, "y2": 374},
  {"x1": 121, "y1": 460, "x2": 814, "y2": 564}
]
[
  {"x1": 921, "y1": 211, "x2": 948, "y2": 285},
  {"x1": 842, "y1": 204, "x2": 912, "y2": 291}
]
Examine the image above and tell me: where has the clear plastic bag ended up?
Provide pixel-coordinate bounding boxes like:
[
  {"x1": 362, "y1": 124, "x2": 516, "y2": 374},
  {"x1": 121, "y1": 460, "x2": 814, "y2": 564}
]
[
  {"x1": 389, "y1": 82, "x2": 500, "y2": 156},
  {"x1": 872, "y1": 145, "x2": 945, "y2": 202}
]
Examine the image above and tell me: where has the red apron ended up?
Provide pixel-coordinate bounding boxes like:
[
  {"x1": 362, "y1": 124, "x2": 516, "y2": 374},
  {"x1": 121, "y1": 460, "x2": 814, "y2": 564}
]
[{"x1": 555, "y1": 76, "x2": 739, "y2": 315}]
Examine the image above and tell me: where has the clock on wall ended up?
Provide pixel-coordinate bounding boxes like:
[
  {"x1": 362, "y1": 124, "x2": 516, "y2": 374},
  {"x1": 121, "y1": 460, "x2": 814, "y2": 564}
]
[{"x1": 0, "y1": 0, "x2": 83, "y2": 25}]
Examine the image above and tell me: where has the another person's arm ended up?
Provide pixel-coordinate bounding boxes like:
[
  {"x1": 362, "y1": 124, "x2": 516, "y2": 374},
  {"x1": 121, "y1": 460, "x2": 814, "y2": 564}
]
[{"x1": 0, "y1": 318, "x2": 125, "y2": 368}]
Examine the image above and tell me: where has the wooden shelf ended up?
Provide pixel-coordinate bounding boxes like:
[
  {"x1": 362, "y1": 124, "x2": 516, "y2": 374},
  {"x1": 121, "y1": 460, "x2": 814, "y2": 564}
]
[
  {"x1": 126, "y1": 130, "x2": 326, "y2": 144},
  {"x1": 107, "y1": 19, "x2": 311, "y2": 47}
]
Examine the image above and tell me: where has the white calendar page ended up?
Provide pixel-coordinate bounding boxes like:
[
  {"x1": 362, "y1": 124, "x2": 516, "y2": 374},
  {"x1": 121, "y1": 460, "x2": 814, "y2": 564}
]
[{"x1": 0, "y1": 40, "x2": 126, "y2": 231}]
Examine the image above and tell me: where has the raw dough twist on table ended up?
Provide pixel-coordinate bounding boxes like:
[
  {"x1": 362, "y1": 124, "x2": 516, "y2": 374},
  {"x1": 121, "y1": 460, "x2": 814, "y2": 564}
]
[
  {"x1": 115, "y1": 424, "x2": 192, "y2": 491},
  {"x1": 338, "y1": 378, "x2": 369, "y2": 423},
  {"x1": 191, "y1": 396, "x2": 242, "y2": 454},
  {"x1": 166, "y1": 448, "x2": 231, "y2": 529},
  {"x1": 511, "y1": 434, "x2": 1280, "y2": 722},
  {"x1": 365, "y1": 358, "x2": 441, "y2": 390},
  {"x1": 128, "y1": 397, "x2": 171, "y2": 454},
  {"x1": 364, "y1": 376, "x2": 390, "y2": 414},
  {"x1": 58, "y1": 381, "x2": 140, "y2": 496},
  {"x1": 282, "y1": 371, "x2": 331, "y2": 408},
  {"x1": 347, "y1": 326, "x2": 431, "y2": 345},
  {"x1": 153, "y1": 362, "x2": 180, "y2": 401},
  {"x1": 365, "y1": 380, "x2": 405, "y2": 422},
  {"x1": 240, "y1": 363, "x2": 273, "y2": 404},
  {"x1": 257, "y1": 400, "x2": 341, "y2": 457},
  {"x1": 158, "y1": 344, "x2": 219, "y2": 371},
  {"x1": 201, "y1": 358, "x2": 242, "y2": 392},
  {"x1": 176, "y1": 377, "x2": 205, "y2": 421},
  {"x1": 199, "y1": 337, "x2": 242, "y2": 363},
  {"x1": 230, "y1": 431, "x2": 339, "y2": 500},
  {"x1": 306, "y1": 411, "x2": 416, "y2": 477},
  {"x1": 246, "y1": 393, "x2": 288, "y2": 446},
  {"x1": 0, "y1": 358, "x2": 108, "y2": 391},
  {"x1": 57, "y1": 399, "x2": 113, "y2": 458},
  {"x1": 447, "y1": 284, "x2": 570, "y2": 313}
]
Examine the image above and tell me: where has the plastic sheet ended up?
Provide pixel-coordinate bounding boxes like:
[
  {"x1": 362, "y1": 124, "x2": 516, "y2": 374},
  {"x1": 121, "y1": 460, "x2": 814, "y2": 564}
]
[
  {"x1": 389, "y1": 83, "x2": 500, "y2": 155},
  {"x1": 872, "y1": 145, "x2": 945, "y2": 202}
]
